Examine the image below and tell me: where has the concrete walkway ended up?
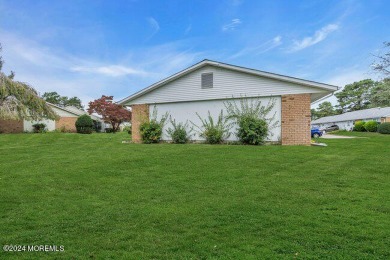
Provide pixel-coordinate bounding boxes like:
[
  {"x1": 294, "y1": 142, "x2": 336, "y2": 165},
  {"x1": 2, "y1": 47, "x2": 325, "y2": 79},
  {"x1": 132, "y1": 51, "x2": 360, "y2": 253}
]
[{"x1": 321, "y1": 134, "x2": 356, "y2": 139}]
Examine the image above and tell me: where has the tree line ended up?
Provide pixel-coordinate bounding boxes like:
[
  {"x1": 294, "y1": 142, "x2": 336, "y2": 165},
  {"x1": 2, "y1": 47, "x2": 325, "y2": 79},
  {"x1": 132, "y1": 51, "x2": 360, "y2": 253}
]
[{"x1": 312, "y1": 42, "x2": 390, "y2": 120}]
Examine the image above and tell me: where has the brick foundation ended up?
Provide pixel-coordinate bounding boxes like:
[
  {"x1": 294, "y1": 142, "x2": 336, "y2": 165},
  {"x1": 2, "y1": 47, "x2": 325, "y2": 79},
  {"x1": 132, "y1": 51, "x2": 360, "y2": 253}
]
[
  {"x1": 56, "y1": 117, "x2": 77, "y2": 132},
  {"x1": 131, "y1": 104, "x2": 149, "y2": 143},
  {"x1": 281, "y1": 94, "x2": 311, "y2": 145},
  {"x1": 0, "y1": 119, "x2": 23, "y2": 133}
]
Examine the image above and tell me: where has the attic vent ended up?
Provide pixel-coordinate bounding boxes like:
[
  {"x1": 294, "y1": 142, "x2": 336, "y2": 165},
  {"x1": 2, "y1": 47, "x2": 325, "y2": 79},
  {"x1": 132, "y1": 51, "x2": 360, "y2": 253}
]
[{"x1": 201, "y1": 73, "x2": 213, "y2": 88}]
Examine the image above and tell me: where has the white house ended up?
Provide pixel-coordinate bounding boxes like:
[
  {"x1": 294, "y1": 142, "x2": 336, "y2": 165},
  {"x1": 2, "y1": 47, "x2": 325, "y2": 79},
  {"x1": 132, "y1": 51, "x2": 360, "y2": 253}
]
[
  {"x1": 118, "y1": 60, "x2": 338, "y2": 145},
  {"x1": 312, "y1": 107, "x2": 390, "y2": 131},
  {"x1": 25, "y1": 103, "x2": 103, "y2": 132},
  {"x1": 0, "y1": 103, "x2": 103, "y2": 133}
]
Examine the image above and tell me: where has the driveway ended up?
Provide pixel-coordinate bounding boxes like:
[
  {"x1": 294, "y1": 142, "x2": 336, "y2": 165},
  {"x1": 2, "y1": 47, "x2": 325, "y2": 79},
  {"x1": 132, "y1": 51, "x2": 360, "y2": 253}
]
[{"x1": 321, "y1": 134, "x2": 356, "y2": 139}]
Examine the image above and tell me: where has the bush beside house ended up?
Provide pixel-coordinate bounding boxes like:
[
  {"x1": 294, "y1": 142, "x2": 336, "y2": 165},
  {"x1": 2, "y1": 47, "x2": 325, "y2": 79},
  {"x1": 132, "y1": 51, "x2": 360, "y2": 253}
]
[
  {"x1": 75, "y1": 115, "x2": 94, "y2": 134},
  {"x1": 353, "y1": 121, "x2": 366, "y2": 132},
  {"x1": 364, "y1": 120, "x2": 379, "y2": 132},
  {"x1": 166, "y1": 118, "x2": 192, "y2": 144},
  {"x1": 378, "y1": 122, "x2": 390, "y2": 134},
  {"x1": 32, "y1": 123, "x2": 46, "y2": 133}
]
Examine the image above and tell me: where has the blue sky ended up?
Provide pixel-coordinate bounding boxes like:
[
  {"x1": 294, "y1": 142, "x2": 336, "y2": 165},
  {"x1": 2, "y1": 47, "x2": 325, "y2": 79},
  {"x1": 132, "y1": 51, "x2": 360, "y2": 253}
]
[{"x1": 1, "y1": 0, "x2": 389, "y2": 107}]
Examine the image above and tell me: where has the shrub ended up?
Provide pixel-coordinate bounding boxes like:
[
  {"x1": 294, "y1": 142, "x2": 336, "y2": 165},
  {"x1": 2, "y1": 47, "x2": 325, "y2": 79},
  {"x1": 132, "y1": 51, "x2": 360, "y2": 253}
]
[
  {"x1": 237, "y1": 116, "x2": 268, "y2": 145},
  {"x1": 364, "y1": 120, "x2": 379, "y2": 132},
  {"x1": 140, "y1": 106, "x2": 168, "y2": 144},
  {"x1": 123, "y1": 125, "x2": 132, "y2": 134},
  {"x1": 224, "y1": 98, "x2": 278, "y2": 145},
  {"x1": 378, "y1": 122, "x2": 390, "y2": 134},
  {"x1": 140, "y1": 121, "x2": 163, "y2": 143},
  {"x1": 167, "y1": 118, "x2": 193, "y2": 144},
  {"x1": 105, "y1": 128, "x2": 114, "y2": 133},
  {"x1": 192, "y1": 110, "x2": 231, "y2": 144},
  {"x1": 353, "y1": 121, "x2": 366, "y2": 132},
  {"x1": 32, "y1": 123, "x2": 46, "y2": 133},
  {"x1": 75, "y1": 114, "x2": 94, "y2": 134}
]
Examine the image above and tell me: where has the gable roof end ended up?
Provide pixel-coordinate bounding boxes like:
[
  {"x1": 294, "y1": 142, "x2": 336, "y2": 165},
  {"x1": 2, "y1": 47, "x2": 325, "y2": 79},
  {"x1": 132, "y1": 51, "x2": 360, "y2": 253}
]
[{"x1": 117, "y1": 59, "x2": 339, "y2": 105}]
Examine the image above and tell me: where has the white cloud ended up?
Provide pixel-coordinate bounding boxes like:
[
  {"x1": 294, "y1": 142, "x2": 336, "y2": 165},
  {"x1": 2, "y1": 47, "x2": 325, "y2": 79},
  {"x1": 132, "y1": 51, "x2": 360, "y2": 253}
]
[
  {"x1": 290, "y1": 24, "x2": 339, "y2": 52},
  {"x1": 146, "y1": 17, "x2": 160, "y2": 39},
  {"x1": 0, "y1": 30, "x2": 205, "y2": 105},
  {"x1": 230, "y1": 35, "x2": 282, "y2": 59},
  {"x1": 71, "y1": 65, "x2": 148, "y2": 77},
  {"x1": 184, "y1": 24, "x2": 192, "y2": 35},
  {"x1": 222, "y1": 18, "x2": 242, "y2": 31}
]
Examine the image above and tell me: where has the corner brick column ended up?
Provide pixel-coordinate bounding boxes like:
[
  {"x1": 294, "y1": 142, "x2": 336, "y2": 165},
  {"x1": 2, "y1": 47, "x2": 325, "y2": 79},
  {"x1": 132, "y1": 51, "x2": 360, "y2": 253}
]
[
  {"x1": 131, "y1": 104, "x2": 149, "y2": 143},
  {"x1": 281, "y1": 94, "x2": 311, "y2": 145}
]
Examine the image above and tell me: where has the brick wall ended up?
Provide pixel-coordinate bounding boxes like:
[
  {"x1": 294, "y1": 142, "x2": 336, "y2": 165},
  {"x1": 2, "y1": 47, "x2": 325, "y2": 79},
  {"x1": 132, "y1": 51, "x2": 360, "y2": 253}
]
[
  {"x1": 382, "y1": 117, "x2": 390, "y2": 123},
  {"x1": 281, "y1": 94, "x2": 311, "y2": 145},
  {"x1": 56, "y1": 117, "x2": 77, "y2": 132},
  {"x1": 0, "y1": 119, "x2": 23, "y2": 133},
  {"x1": 131, "y1": 104, "x2": 149, "y2": 143}
]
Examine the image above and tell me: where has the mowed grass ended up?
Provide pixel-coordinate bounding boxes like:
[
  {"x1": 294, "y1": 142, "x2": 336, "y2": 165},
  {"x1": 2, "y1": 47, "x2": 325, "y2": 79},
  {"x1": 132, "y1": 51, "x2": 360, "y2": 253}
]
[{"x1": 0, "y1": 132, "x2": 389, "y2": 259}]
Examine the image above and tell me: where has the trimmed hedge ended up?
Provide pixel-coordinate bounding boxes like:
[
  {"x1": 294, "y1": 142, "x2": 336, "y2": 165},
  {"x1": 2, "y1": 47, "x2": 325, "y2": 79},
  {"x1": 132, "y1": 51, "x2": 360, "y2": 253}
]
[
  {"x1": 75, "y1": 115, "x2": 94, "y2": 134},
  {"x1": 378, "y1": 122, "x2": 390, "y2": 134},
  {"x1": 364, "y1": 120, "x2": 378, "y2": 132},
  {"x1": 353, "y1": 121, "x2": 366, "y2": 132}
]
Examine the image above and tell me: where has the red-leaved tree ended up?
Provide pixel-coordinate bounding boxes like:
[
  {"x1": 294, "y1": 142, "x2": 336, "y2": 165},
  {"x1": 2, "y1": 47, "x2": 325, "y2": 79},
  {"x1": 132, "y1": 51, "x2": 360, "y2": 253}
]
[{"x1": 88, "y1": 95, "x2": 131, "y2": 132}]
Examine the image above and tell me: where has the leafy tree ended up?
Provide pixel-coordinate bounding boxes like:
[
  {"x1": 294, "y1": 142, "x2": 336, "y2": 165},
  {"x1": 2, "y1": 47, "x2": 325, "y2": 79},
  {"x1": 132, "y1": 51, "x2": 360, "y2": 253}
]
[
  {"x1": 369, "y1": 78, "x2": 390, "y2": 108},
  {"x1": 372, "y1": 41, "x2": 390, "y2": 76},
  {"x1": 312, "y1": 101, "x2": 338, "y2": 119},
  {"x1": 42, "y1": 91, "x2": 83, "y2": 109},
  {"x1": 311, "y1": 108, "x2": 319, "y2": 120},
  {"x1": 42, "y1": 91, "x2": 62, "y2": 104},
  {"x1": 335, "y1": 79, "x2": 375, "y2": 112},
  {"x1": 87, "y1": 95, "x2": 131, "y2": 133},
  {"x1": 0, "y1": 43, "x2": 3, "y2": 71},
  {"x1": 0, "y1": 44, "x2": 57, "y2": 120},
  {"x1": 0, "y1": 74, "x2": 57, "y2": 120},
  {"x1": 66, "y1": 96, "x2": 83, "y2": 109}
]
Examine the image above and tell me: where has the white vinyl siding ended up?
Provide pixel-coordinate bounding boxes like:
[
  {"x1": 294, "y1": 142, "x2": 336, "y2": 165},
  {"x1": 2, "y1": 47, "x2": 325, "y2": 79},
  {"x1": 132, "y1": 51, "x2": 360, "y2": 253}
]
[
  {"x1": 23, "y1": 119, "x2": 56, "y2": 132},
  {"x1": 125, "y1": 65, "x2": 326, "y2": 105},
  {"x1": 151, "y1": 96, "x2": 282, "y2": 142}
]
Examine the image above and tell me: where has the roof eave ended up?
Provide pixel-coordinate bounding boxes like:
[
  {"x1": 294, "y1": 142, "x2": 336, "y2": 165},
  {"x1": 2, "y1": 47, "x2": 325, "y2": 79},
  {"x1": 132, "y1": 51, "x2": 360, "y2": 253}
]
[{"x1": 117, "y1": 59, "x2": 339, "y2": 105}]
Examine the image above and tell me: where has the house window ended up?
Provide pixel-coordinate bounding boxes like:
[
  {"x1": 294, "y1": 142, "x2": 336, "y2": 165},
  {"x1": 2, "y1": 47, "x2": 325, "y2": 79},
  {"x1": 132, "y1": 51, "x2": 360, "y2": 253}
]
[{"x1": 201, "y1": 73, "x2": 213, "y2": 88}]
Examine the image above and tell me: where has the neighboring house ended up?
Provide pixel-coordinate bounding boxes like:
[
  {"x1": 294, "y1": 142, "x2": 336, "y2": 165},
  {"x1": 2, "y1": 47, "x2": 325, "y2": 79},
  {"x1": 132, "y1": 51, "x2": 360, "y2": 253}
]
[
  {"x1": 0, "y1": 103, "x2": 103, "y2": 133},
  {"x1": 312, "y1": 107, "x2": 390, "y2": 131},
  {"x1": 118, "y1": 59, "x2": 338, "y2": 145}
]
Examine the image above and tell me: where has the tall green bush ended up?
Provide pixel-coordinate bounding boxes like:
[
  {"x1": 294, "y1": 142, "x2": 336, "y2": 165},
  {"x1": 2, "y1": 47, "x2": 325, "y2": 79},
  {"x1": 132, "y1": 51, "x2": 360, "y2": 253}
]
[
  {"x1": 191, "y1": 110, "x2": 231, "y2": 144},
  {"x1": 353, "y1": 121, "x2": 366, "y2": 132},
  {"x1": 75, "y1": 114, "x2": 94, "y2": 134},
  {"x1": 166, "y1": 118, "x2": 193, "y2": 144},
  {"x1": 364, "y1": 120, "x2": 378, "y2": 132},
  {"x1": 140, "y1": 106, "x2": 168, "y2": 144},
  {"x1": 224, "y1": 98, "x2": 278, "y2": 145},
  {"x1": 378, "y1": 122, "x2": 390, "y2": 134},
  {"x1": 237, "y1": 116, "x2": 268, "y2": 145}
]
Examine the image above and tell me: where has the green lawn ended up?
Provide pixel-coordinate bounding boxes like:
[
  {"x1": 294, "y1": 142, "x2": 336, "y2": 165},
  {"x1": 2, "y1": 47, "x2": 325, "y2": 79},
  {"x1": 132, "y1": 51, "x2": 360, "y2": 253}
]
[{"x1": 0, "y1": 132, "x2": 389, "y2": 259}]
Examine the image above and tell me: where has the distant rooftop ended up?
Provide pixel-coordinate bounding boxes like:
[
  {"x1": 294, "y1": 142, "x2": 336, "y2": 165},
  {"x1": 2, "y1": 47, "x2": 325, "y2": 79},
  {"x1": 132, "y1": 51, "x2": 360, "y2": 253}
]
[
  {"x1": 312, "y1": 107, "x2": 390, "y2": 124},
  {"x1": 47, "y1": 103, "x2": 102, "y2": 121}
]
